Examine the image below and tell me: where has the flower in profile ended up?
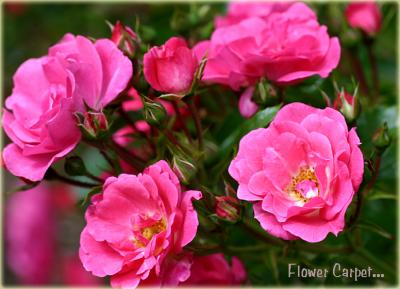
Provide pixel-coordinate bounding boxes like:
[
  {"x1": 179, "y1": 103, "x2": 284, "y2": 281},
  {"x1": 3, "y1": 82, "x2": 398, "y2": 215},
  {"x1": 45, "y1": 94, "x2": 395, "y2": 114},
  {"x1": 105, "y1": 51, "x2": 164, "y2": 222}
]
[
  {"x1": 194, "y1": 3, "x2": 340, "y2": 90},
  {"x1": 79, "y1": 160, "x2": 202, "y2": 288},
  {"x1": 229, "y1": 102, "x2": 364, "y2": 242},
  {"x1": 144, "y1": 37, "x2": 198, "y2": 95},
  {"x1": 2, "y1": 34, "x2": 132, "y2": 181},
  {"x1": 345, "y1": 2, "x2": 382, "y2": 35},
  {"x1": 183, "y1": 253, "x2": 247, "y2": 286}
]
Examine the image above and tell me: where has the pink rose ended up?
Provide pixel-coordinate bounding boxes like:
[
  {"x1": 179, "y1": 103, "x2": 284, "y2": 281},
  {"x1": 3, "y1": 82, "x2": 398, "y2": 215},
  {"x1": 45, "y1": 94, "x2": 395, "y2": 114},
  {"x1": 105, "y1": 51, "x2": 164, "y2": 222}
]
[
  {"x1": 79, "y1": 160, "x2": 202, "y2": 288},
  {"x1": 2, "y1": 34, "x2": 132, "y2": 181},
  {"x1": 183, "y1": 253, "x2": 247, "y2": 286},
  {"x1": 214, "y1": 1, "x2": 292, "y2": 28},
  {"x1": 5, "y1": 184, "x2": 56, "y2": 284},
  {"x1": 228, "y1": 103, "x2": 364, "y2": 242},
  {"x1": 345, "y1": 2, "x2": 382, "y2": 35},
  {"x1": 195, "y1": 3, "x2": 340, "y2": 90},
  {"x1": 144, "y1": 37, "x2": 198, "y2": 95}
]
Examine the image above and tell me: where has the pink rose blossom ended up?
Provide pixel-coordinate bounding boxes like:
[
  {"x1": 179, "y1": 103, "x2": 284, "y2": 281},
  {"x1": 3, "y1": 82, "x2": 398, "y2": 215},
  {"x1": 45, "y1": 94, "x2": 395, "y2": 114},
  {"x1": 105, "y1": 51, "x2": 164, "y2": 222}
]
[
  {"x1": 144, "y1": 37, "x2": 198, "y2": 95},
  {"x1": 2, "y1": 33, "x2": 132, "y2": 181},
  {"x1": 194, "y1": 3, "x2": 340, "y2": 90},
  {"x1": 345, "y1": 2, "x2": 382, "y2": 35},
  {"x1": 79, "y1": 160, "x2": 202, "y2": 288},
  {"x1": 183, "y1": 253, "x2": 247, "y2": 286},
  {"x1": 215, "y1": 1, "x2": 292, "y2": 28},
  {"x1": 229, "y1": 102, "x2": 364, "y2": 242},
  {"x1": 111, "y1": 21, "x2": 137, "y2": 57}
]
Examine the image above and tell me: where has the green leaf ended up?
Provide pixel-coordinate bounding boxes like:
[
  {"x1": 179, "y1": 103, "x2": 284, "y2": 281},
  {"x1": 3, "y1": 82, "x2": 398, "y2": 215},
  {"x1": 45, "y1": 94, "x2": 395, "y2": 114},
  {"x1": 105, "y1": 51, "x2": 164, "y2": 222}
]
[
  {"x1": 219, "y1": 105, "x2": 281, "y2": 156},
  {"x1": 81, "y1": 186, "x2": 102, "y2": 208}
]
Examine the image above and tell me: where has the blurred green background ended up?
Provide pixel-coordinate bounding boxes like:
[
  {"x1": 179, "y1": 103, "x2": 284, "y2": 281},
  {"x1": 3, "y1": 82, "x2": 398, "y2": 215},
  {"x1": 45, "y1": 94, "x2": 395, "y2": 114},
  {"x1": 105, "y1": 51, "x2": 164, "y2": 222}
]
[{"x1": 3, "y1": 1, "x2": 398, "y2": 286}]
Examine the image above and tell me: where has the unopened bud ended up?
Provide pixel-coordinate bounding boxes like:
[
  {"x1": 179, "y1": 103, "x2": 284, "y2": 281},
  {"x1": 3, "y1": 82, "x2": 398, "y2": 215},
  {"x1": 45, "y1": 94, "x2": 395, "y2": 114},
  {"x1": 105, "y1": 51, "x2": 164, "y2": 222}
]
[
  {"x1": 334, "y1": 88, "x2": 360, "y2": 122},
  {"x1": 64, "y1": 156, "x2": 87, "y2": 176},
  {"x1": 215, "y1": 196, "x2": 241, "y2": 223},
  {"x1": 372, "y1": 122, "x2": 391, "y2": 154},
  {"x1": 110, "y1": 21, "x2": 138, "y2": 58},
  {"x1": 77, "y1": 111, "x2": 109, "y2": 140},
  {"x1": 172, "y1": 155, "x2": 197, "y2": 184},
  {"x1": 142, "y1": 96, "x2": 167, "y2": 126}
]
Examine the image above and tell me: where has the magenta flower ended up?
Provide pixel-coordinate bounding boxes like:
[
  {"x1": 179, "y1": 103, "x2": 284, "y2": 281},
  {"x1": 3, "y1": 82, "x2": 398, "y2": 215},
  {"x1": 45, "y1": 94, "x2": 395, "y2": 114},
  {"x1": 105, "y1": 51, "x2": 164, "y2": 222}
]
[
  {"x1": 79, "y1": 160, "x2": 202, "y2": 288},
  {"x1": 144, "y1": 37, "x2": 198, "y2": 95},
  {"x1": 2, "y1": 34, "x2": 132, "y2": 181},
  {"x1": 345, "y1": 2, "x2": 382, "y2": 35},
  {"x1": 214, "y1": 1, "x2": 291, "y2": 28},
  {"x1": 183, "y1": 253, "x2": 247, "y2": 286},
  {"x1": 194, "y1": 3, "x2": 340, "y2": 90},
  {"x1": 229, "y1": 103, "x2": 364, "y2": 242}
]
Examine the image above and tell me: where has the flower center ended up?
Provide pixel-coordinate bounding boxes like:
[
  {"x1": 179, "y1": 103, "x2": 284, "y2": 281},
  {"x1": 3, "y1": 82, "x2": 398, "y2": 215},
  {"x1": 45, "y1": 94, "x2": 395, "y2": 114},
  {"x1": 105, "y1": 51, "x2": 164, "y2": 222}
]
[
  {"x1": 285, "y1": 166, "x2": 319, "y2": 204},
  {"x1": 131, "y1": 213, "x2": 166, "y2": 248}
]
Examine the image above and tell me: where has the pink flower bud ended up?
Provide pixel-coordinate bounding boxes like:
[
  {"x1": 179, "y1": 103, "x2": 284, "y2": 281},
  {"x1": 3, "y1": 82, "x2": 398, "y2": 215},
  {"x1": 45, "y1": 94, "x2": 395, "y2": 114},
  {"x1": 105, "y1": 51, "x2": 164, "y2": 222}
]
[
  {"x1": 111, "y1": 21, "x2": 137, "y2": 58},
  {"x1": 143, "y1": 37, "x2": 198, "y2": 95},
  {"x1": 81, "y1": 111, "x2": 109, "y2": 138},
  {"x1": 345, "y1": 2, "x2": 382, "y2": 35},
  {"x1": 215, "y1": 196, "x2": 241, "y2": 222},
  {"x1": 333, "y1": 89, "x2": 359, "y2": 122}
]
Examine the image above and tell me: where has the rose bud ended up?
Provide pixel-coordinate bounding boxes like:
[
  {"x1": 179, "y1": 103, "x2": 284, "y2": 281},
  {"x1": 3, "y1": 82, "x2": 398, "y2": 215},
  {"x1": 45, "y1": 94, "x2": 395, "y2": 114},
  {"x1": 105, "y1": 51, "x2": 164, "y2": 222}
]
[
  {"x1": 111, "y1": 21, "x2": 137, "y2": 58},
  {"x1": 345, "y1": 2, "x2": 382, "y2": 36},
  {"x1": 215, "y1": 196, "x2": 241, "y2": 223},
  {"x1": 143, "y1": 37, "x2": 198, "y2": 96},
  {"x1": 333, "y1": 88, "x2": 360, "y2": 123},
  {"x1": 372, "y1": 122, "x2": 391, "y2": 154},
  {"x1": 78, "y1": 111, "x2": 109, "y2": 140}
]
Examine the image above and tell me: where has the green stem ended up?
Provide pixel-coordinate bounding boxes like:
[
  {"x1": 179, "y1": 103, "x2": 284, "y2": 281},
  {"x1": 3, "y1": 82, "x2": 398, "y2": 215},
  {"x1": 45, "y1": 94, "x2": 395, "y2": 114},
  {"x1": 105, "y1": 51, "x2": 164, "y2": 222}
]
[
  {"x1": 46, "y1": 168, "x2": 98, "y2": 188},
  {"x1": 364, "y1": 37, "x2": 380, "y2": 103},
  {"x1": 172, "y1": 100, "x2": 193, "y2": 144},
  {"x1": 188, "y1": 98, "x2": 204, "y2": 150}
]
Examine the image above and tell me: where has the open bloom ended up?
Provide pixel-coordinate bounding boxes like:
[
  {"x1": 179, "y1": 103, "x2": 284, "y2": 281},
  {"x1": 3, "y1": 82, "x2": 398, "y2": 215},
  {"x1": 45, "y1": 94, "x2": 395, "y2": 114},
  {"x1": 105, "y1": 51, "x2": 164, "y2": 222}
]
[
  {"x1": 183, "y1": 253, "x2": 247, "y2": 286},
  {"x1": 79, "y1": 160, "x2": 202, "y2": 288},
  {"x1": 214, "y1": 1, "x2": 291, "y2": 28},
  {"x1": 345, "y1": 2, "x2": 382, "y2": 35},
  {"x1": 194, "y1": 3, "x2": 340, "y2": 90},
  {"x1": 229, "y1": 103, "x2": 364, "y2": 242},
  {"x1": 144, "y1": 37, "x2": 198, "y2": 95},
  {"x1": 2, "y1": 33, "x2": 132, "y2": 181}
]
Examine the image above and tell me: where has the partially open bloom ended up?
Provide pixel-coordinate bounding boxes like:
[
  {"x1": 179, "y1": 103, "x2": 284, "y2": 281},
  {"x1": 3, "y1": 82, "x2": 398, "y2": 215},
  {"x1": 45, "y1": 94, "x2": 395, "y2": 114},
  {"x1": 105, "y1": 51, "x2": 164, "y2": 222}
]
[
  {"x1": 79, "y1": 160, "x2": 202, "y2": 288},
  {"x1": 2, "y1": 34, "x2": 132, "y2": 181},
  {"x1": 183, "y1": 253, "x2": 247, "y2": 286},
  {"x1": 345, "y1": 2, "x2": 382, "y2": 35},
  {"x1": 144, "y1": 37, "x2": 198, "y2": 95},
  {"x1": 229, "y1": 103, "x2": 364, "y2": 242},
  {"x1": 195, "y1": 3, "x2": 340, "y2": 90}
]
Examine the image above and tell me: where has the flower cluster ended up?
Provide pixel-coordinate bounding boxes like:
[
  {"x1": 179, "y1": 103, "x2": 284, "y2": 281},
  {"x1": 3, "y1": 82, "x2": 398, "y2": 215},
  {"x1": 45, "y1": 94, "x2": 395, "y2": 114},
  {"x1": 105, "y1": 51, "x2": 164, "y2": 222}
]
[{"x1": 5, "y1": 0, "x2": 392, "y2": 287}]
